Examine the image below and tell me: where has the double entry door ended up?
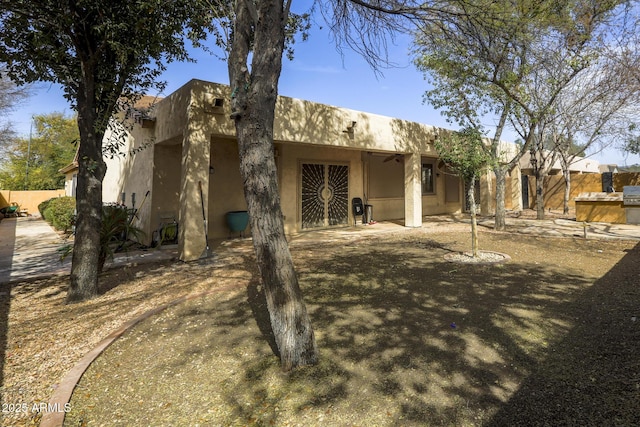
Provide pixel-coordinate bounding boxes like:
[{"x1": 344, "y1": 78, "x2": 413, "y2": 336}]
[{"x1": 301, "y1": 162, "x2": 349, "y2": 229}]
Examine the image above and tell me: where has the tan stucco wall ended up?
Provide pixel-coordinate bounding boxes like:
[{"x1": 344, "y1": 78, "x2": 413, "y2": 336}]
[
  {"x1": 365, "y1": 154, "x2": 463, "y2": 221},
  {"x1": 481, "y1": 170, "x2": 521, "y2": 214},
  {"x1": 178, "y1": 102, "x2": 212, "y2": 261},
  {"x1": 209, "y1": 138, "x2": 248, "y2": 238},
  {"x1": 102, "y1": 120, "x2": 156, "y2": 243},
  {"x1": 528, "y1": 173, "x2": 602, "y2": 210},
  {"x1": 0, "y1": 190, "x2": 66, "y2": 215},
  {"x1": 113, "y1": 80, "x2": 523, "y2": 259},
  {"x1": 62, "y1": 171, "x2": 75, "y2": 196},
  {"x1": 155, "y1": 80, "x2": 439, "y2": 154},
  {"x1": 152, "y1": 143, "x2": 182, "y2": 236},
  {"x1": 614, "y1": 172, "x2": 640, "y2": 190},
  {"x1": 576, "y1": 200, "x2": 626, "y2": 223}
]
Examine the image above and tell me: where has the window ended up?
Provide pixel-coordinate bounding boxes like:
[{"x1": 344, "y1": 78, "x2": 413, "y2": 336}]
[{"x1": 422, "y1": 163, "x2": 435, "y2": 194}]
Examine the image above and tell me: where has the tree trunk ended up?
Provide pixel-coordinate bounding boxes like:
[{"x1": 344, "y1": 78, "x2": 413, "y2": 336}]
[
  {"x1": 67, "y1": 75, "x2": 106, "y2": 302},
  {"x1": 563, "y1": 171, "x2": 571, "y2": 215},
  {"x1": 493, "y1": 166, "x2": 507, "y2": 231},
  {"x1": 468, "y1": 177, "x2": 479, "y2": 257},
  {"x1": 229, "y1": 0, "x2": 317, "y2": 371},
  {"x1": 561, "y1": 156, "x2": 571, "y2": 215},
  {"x1": 490, "y1": 104, "x2": 510, "y2": 232},
  {"x1": 535, "y1": 173, "x2": 545, "y2": 220}
]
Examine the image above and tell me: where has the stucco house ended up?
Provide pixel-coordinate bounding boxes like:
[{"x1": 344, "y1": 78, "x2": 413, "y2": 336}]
[{"x1": 101, "y1": 80, "x2": 522, "y2": 261}]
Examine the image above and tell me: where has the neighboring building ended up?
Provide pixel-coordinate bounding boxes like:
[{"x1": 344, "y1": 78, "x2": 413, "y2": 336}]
[
  {"x1": 599, "y1": 164, "x2": 619, "y2": 174},
  {"x1": 519, "y1": 151, "x2": 601, "y2": 176},
  {"x1": 101, "y1": 80, "x2": 522, "y2": 261},
  {"x1": 59, "y1": 148, "x2": 78, "y2": 197}
]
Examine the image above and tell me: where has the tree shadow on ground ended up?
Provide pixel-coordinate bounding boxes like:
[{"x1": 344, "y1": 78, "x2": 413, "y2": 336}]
[
  {"x1": 294, "y1": 237, "x2": 595, "y2": 424},
  {"x1": 246, "y1": 280, "x2": 279, "y2": 358},
  {"x1": 0, "y1": 217, "x2": 16, "y2": 410},
  {"x1": 205, "y1": 234, "x2": 610, "y2": 425},
  {"x1": 0, "y1": 281, "x2": 10, "y2": 410},
  {"x1": 487, "y1": 242, "x2": 640, "y2": 426},
  {"x1": 66, "y1": 233, "x2": 637, "y2": 426}
]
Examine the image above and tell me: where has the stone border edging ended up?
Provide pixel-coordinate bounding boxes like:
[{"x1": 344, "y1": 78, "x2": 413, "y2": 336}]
[{"x1": 39, "y1": 283, "x2": 242, "y2": 427}]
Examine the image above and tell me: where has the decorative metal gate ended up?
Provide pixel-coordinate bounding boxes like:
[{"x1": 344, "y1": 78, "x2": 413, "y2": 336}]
[{"x1": 301, "y1": 163, "x2": 349, "y2": 229}]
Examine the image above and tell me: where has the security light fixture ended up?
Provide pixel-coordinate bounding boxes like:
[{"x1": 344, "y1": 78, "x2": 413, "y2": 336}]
[{"x1": 343, "y1": 121, "x2": 357, "y2": 138}]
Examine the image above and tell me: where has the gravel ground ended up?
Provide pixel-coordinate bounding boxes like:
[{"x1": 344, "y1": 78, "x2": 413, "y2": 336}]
[
  {"x1": 63, "y1": 226, "x2": 639, "y2": 427},
  {"x1": 2, "y1": 213, "x2": 639, "y2": 426}
]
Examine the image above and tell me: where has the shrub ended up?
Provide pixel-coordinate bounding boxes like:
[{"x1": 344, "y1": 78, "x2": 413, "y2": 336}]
[
  {"x1": 38, "y1": 198, "x2": 54, "y2": 219},
  {"x1": 43, "y1": 196, "x2": 76, "y2": 232},
  {"x1": 99, "y1": 204, "x2": 131, "y2": 272}
]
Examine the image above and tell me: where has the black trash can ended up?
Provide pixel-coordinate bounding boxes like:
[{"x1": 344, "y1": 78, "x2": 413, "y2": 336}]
[{"x1": 364, "y1": 204, "x2": 373, "y2": 224}]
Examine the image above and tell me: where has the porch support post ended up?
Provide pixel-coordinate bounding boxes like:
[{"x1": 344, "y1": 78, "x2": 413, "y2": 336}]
[
  {"x1": 512, "y1": 164, "x2": 523, "y2": 211},
  {"x1": 404, "y1": 152, "x2": 423, "y2": 227},
  {"x1": 178, "y1": 125, "x2": 210, "y2": 261}
]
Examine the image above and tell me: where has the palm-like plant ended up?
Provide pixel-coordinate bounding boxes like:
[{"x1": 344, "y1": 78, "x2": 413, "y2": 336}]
[
  {"x1": 99, "y1": 204, "x2": 144, "y2": 273},
  {"x1": 60, "y1": 203, "x2": 145, "y2": 274}
]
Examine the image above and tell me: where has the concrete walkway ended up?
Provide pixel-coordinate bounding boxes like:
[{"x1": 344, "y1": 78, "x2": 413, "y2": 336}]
[
  {"x1": 1, "y1": 214, "x2": 639, "y2": 285},
  {"x1": 0, "y1": 217, "x2": 71, "y2": 284},
  {"x1": 477, "y1": 216, "x2": 640, "y2": 241},
  {"x1": 0, "y1": 217, "x2": 178, "y2": 285}
]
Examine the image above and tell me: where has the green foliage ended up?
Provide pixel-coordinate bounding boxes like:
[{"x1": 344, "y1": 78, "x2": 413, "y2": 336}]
[
  {"x1": 42, "y1": 196, "x2": 76, "y2": 232},
  {"x1": 0, "y1": 0, "x2": 214, "y2": 299},
  {"x1": 37, "y1": 198, "x2": 53, "y2": 218},
  {"x1": 434, "y1": 127, "x2": 493, "y2": 182},
  {"x1": 0, "y1": 112, "x2": 78, "y2": 190},
  {"x1": 0, "y1": 1, "x2": 215, "y2": 134},
  {"x1": 58, "y1": 203, "x2": 145, "y2": 273},
  {"x1": 435, "y1": 126, "x2": 492, "y2": 257},
  {"x1": 0, "y1": 65, "x2": 31, "y2": 151},
  {"x1": 413, "y1": 0, "x2": 625, "y2": 143},
  {"x1": 620, "y1": 164, "x2": 640, "y2": 172},
  {"x1": 625, "y1": 124, "x2": 640, "y2": 155}
]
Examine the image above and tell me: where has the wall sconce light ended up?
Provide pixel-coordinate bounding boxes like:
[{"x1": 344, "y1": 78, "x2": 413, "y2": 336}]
[{"x1": 343, "y1": 121, "x2": 357, "y2": 138}]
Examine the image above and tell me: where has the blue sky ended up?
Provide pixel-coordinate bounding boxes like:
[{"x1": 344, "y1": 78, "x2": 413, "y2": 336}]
[{"x1": 7, "y1": 24, "x2": 640, "y2": 166}]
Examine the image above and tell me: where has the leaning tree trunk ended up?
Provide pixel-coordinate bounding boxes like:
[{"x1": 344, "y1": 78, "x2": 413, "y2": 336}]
[
  {"x1": 228, "y1": 0, "x2": 317, "y2": 371},
  {"x1": 67, "y1": 76, "x2": 106, "y2": 302},
  {"x1": 493, "y1": 166, "x2": 507, "y2": 231},
  {"x1": 467, "y1": 177, "x2": 479, "y2": 257}
]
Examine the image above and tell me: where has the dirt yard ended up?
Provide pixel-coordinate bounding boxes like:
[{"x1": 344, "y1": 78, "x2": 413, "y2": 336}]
[{"x1": 2, "y1": 220, "x2": 639, "y2": 426}]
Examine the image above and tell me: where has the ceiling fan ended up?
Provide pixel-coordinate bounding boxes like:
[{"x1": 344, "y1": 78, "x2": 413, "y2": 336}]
[{"x1": 383, "y1": 154, "x2": 403, "y2": 163}]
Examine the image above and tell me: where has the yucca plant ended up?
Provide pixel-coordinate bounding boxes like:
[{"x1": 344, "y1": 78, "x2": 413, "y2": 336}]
[{"x1": 99, "y1": 204, "x2": 144, "y2": 273}]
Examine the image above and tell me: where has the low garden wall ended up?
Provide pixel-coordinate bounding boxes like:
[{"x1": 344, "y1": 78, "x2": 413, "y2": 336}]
[
  {"x1": 575, "y1": 192, "x2": 626, "y2": 224},
  {"x1": 0, "y1": 190, "x2": 66, "y2": 216}
]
